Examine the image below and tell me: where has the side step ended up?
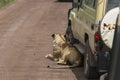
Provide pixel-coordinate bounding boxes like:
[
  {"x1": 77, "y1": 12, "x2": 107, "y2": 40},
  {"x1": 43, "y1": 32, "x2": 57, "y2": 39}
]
[{"x1": 73, "y1": 42, "x2": 85, "y2": 54}]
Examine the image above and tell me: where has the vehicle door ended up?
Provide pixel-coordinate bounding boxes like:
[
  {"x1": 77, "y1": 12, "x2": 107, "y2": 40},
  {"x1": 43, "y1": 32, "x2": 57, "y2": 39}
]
[{"x1": 73, "y1": 0, "x2": 97, "y2": 45}]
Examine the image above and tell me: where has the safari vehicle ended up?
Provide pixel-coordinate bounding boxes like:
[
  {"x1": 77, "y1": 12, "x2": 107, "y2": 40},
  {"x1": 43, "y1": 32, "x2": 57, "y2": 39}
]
[{"x1": 65, "y1": 0, "x2": 119, "y2": 79}]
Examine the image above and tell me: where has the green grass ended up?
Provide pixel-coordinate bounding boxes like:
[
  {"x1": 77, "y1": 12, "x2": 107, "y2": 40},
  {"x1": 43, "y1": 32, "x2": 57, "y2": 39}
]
[{"x1": 0, "y1": 0, "x2": 15, "y2": 8}]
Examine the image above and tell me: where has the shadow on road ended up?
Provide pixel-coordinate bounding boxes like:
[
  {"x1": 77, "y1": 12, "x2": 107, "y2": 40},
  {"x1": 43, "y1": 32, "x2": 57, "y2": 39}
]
[
  {"x1": 71, "y1": 67, "x2": 86, "y2": 80},
  {"x1": 71, "y1": 67, "x2": 99, "y2": 80}
]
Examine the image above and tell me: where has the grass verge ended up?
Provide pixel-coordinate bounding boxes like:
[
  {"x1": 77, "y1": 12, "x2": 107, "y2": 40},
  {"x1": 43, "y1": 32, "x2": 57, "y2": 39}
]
[{"x1": 0, "y1": 0, "x2": 15, "y2": 8}]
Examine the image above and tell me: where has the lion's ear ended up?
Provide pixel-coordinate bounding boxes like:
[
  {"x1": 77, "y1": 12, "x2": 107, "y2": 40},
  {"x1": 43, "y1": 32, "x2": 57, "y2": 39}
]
[{"x1": 51, "y1": 34, "x2": 55, "y2": 39}]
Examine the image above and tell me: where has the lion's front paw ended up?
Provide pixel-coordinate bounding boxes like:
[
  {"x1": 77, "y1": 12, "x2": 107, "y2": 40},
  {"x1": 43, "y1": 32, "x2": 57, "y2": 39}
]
[{"x1": 57, "y1": 59, "x2": 66, "y2": 65}]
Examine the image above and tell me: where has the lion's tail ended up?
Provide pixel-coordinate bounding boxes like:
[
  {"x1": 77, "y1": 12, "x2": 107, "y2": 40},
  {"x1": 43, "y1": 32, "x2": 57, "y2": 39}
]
[{"x1": 47, "y1": 64, "x2": 79, "y2": 69}]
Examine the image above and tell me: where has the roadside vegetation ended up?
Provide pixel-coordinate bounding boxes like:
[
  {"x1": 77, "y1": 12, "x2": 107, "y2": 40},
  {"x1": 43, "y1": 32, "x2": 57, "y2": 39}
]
[{"x1": 0, "y1": 0, "x2": 15, "y2": 8}]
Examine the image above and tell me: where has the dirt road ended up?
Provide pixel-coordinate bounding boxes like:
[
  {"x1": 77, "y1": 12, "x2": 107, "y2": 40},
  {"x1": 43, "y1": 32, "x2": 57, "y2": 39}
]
[{"x1": 0, "y1": 0, "x2": 95, "y2": 80}]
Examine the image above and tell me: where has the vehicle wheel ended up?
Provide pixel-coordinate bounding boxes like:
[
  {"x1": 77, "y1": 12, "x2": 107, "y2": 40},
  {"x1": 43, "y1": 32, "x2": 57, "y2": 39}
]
[
  {"x1": 65, "y1": 25, "x2": 79, "y2": 44},
  {"x1": 84, "y1": 40, "x2": 99, "y2": 79}
]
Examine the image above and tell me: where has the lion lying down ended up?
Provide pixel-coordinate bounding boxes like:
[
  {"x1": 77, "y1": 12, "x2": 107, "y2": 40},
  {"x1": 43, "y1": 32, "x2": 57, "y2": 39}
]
[{"x1": 45, "y1": 34, "x2": 83, "y2": 69}]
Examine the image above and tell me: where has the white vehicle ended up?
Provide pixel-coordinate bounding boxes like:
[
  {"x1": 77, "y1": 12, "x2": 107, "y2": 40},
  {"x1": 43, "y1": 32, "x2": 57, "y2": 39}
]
[{"x1": 65, "y1": 0, "x2": 119, "y2": 79}]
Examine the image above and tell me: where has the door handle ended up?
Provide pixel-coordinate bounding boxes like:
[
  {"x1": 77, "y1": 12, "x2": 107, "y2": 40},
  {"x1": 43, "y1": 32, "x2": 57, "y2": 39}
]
[{"x1": 91, "y1": 23, "x2": 99, "y2": 30}]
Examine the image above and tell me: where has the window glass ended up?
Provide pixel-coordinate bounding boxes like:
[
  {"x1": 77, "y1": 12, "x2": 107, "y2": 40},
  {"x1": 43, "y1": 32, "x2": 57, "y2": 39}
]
[
  {"x1": 107, "y1": 0, "x2": 119, "y2": 11},
  {"x1": 72, "y1": 0, "x2": 78, "y2": 8},
  {"x1": 93, "y1": 0, "x2": 97, "y2": 8},
  {"x1": 85, "y1": 0, "x2": 97, "y2": 9}
]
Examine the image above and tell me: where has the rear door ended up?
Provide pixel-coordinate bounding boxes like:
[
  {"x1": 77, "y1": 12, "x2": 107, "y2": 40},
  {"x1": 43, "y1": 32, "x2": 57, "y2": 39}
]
[{"x1": 73, "y1": 0, "x2": 97, "y2": 45}]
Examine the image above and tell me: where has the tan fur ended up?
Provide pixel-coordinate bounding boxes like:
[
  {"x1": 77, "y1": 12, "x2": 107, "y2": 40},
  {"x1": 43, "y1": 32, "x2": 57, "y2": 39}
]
[
  {"x1": 45, "y1": 34, "x2": 66, "y2": 61},
  {"x1": 45, "y1": 34, "x2": 83, "y2": 69},
  {"x1": 56, "y1": 44, "x2": 82, "y2": 68},
  {"x1": 103, "y1": 24, "x2": 115, "y2": 30}
]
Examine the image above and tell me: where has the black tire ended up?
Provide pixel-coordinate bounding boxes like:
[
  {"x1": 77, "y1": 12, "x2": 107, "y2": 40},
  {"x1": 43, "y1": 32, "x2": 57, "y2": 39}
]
[
  {"x1": 84, "y1": 40, "x2": 99, "y2": 79},
  {"x1": 65, "y1": 25, "x2": 79, "y2": 45}
]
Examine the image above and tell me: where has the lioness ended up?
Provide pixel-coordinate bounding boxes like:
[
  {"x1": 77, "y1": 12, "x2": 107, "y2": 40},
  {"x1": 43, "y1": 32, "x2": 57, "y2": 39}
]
[
  {"x1": 46, "y1": 34, "x2": 83, "y2": 69},
  {"x1": 45, "y1": 34, "x2": 66, "y2": 61},
  {"x1": 53, "y1": 43, "x2": 83, "y2": 69}
]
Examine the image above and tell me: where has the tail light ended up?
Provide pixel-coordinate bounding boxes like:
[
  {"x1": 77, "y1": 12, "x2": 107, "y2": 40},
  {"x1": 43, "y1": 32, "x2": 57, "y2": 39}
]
[
  {"x1": 94, "y1": 32, "x2": 103, "y2": 51},
  {"x1": 95, "y1": 32, "x2": 100, "y2": 42}
]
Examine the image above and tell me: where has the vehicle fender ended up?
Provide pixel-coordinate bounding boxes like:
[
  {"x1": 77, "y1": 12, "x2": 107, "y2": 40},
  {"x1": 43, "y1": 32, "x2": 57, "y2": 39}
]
[{"x1": 69, "y1": 10, "x2": 76, "y2": 22}]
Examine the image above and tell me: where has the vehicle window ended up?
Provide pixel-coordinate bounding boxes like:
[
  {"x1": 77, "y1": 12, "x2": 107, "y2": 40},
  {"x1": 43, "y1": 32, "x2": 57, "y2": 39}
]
[
  {"x1": 93, "y1": 0, "x2": 97, "y2": 8},
  {"x1": 85, "y1": 0, "x2": 97, "y2": 9},
  {"x1": 107, "y1": 0, "x2": 119, "y2": 11}
]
